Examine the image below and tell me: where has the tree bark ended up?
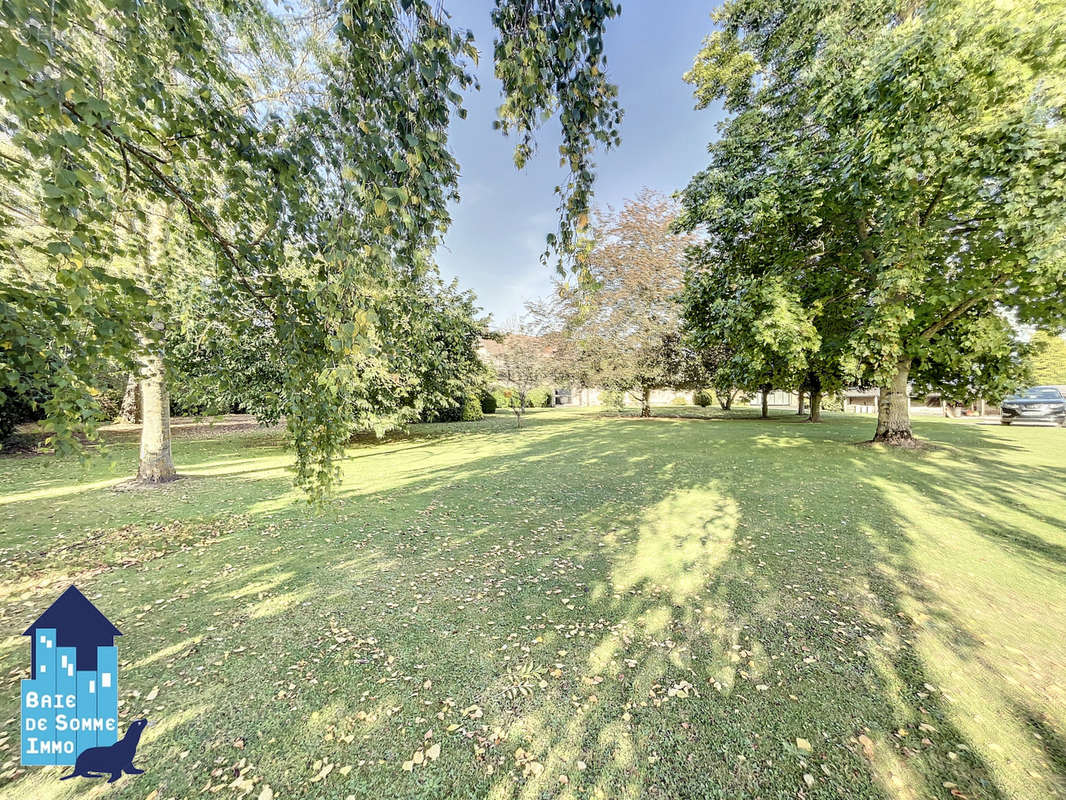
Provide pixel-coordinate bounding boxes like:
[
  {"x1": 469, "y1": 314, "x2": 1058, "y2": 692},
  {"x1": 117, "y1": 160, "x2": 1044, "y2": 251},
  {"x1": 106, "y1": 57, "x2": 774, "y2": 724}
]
[
  {"x1": 137, "y1": 340, "x2": 176, "y2": 482},
  {"x1": 873, "y1": 360, "x2": 914, "y2": 443},
  {"x1": 640, "y1": 386, "x2": 652, "y2": 417},
  {"x1": 514, "y1": 392, "x2": 525, "y2": 428},
  {"x1": 760, "y1": 385, "x2": 770, "y2": 419},
  {"x1": 716, "y1": 388, "x2": 733, "y2": 411},
  {"x1": 808, "y1": 390, "x2": 822, "y2": 423},
  {"x1": 117, "y1": 373, "x2": 139, "y2": 423},
  {"x1": 796, "y1": 390, "x2": 806, "y2": 415}
]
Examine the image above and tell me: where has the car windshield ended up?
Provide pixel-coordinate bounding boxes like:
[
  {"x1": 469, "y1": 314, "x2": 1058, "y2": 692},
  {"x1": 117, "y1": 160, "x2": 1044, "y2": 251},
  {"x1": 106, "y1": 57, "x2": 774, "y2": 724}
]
[{"x1": 1011, "y1": 388, "x2": 1063, "y2": 400}]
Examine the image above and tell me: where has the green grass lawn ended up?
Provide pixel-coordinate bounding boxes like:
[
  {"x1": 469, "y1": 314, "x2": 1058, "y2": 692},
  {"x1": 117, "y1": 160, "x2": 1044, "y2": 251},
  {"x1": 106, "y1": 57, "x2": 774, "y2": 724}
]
[{"x1": 1, "y1": 408, "x2": 1064, "y2": 800}]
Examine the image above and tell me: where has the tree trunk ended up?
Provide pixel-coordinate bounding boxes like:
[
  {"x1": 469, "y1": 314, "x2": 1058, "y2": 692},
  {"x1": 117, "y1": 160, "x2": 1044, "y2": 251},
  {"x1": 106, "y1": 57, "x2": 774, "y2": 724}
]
[
  {"x1": 137, "y1": 344, "x2": 176, "y2": 482},
  {"x1": 873, "y1": 360, "x2": 913, "y2": 444},
  {"x1": 796, "y1": 390, "x2": 806, "y2": 415},
  {"x1": 808, "y1": 390, "x2": 822, "y2": 423},
  {"x1": 640, "y1": 386, "x2": 652, "y2": 417},
  {"x1": 760, "y1": 385, "x2": 770, "y2": 419},
  {"x1": 117, "y1": 373, "x2": 139, "y2": 424},
  {"x1": 716, "y1": 388, "x2": 733, "y2": 411}
]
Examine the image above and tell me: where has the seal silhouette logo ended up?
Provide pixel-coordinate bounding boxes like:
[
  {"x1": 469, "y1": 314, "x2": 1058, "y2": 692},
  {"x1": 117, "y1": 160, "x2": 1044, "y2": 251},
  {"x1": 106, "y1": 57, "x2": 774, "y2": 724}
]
[
  {"x1": 60, "y1": 719, "x2": 148, "y2": 782},
  {"x1": 20, "y1": 585, "x2": 136, "y2": 774}
]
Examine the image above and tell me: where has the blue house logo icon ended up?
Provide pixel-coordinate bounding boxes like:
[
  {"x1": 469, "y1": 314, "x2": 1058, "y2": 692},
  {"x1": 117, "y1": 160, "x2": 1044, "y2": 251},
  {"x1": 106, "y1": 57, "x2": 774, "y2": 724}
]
[{"x1": 21, "y1": 585, "x2": 121, "y2": 765}]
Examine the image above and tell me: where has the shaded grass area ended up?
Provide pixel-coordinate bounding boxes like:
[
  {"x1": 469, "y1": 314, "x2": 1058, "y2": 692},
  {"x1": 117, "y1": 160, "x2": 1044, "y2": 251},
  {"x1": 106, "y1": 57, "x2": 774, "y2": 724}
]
[{"x1": 0, "y1": 408, "x2": 1064, "y2": 799}]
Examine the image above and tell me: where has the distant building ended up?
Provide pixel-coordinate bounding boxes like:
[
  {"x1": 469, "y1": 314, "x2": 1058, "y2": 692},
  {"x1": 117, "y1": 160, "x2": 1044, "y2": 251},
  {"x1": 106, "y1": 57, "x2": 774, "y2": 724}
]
[{"x1": 477, "y1": 337, "x2": 693, "y2": 408}]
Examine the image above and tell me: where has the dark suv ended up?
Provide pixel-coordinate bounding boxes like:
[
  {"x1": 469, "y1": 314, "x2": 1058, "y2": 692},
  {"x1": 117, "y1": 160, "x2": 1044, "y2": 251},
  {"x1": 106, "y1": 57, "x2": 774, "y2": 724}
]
[{"x1": 1001, "y1": 386, "x2": 1066, "y2": 426}]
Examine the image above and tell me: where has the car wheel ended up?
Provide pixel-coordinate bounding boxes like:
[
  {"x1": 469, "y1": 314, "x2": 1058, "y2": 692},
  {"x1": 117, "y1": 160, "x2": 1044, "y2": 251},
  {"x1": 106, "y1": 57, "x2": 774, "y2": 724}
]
[{"x1": 1001, "y1": 419, "x2": 1012, "y2": 426}]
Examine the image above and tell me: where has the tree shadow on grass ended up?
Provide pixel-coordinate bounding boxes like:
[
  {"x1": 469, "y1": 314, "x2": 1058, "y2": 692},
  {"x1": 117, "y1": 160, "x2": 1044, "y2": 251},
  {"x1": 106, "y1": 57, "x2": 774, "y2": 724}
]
[{"x1": 0, "y1": 412, "x2": 1062, "y2": 799}]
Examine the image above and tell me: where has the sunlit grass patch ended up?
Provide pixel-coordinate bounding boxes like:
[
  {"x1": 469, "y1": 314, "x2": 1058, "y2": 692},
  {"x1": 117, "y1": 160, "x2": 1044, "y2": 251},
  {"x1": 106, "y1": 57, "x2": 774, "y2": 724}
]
[{"x1": 0, "y1": 408, "x2": 1064, "y2": 799}]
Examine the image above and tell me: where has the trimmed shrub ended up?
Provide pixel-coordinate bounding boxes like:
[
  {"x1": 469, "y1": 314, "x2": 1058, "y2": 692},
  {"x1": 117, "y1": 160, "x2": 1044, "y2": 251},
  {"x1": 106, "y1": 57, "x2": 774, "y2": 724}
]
[
  {"x1": 434, "y1": 391, "x2": 485, "y2": 422},
  {"x1": 693, "y1": 390, "x2": 712, "y2": 407},
  {"x1": 479, "y1": 390, "x2": 497, "y2": 414},
  {"x1": 461, "y1": 393, "x2": 484, "y2": 421},
  {"x1": 491, "y1": 387, "x2": 553, "y2": 409}
]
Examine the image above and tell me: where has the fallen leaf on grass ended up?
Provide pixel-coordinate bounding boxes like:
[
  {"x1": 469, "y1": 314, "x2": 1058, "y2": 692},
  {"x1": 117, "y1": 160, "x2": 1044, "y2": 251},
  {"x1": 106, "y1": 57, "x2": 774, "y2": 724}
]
[
  {"x1": 309, "y1": 762, "x2": 334, "y2": 782},
  {"x1": 461, "y1": 704, "x2": 483, "y2": 719}
]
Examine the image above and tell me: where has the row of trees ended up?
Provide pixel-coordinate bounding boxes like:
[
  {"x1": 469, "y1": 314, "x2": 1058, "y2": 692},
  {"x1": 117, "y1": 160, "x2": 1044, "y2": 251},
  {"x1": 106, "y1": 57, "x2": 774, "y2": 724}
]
[
  {"x1": 528, "y1": 168, "x2": 1063, "y2": 430},
  {"x1": 526, "y1": 191, "x2": 825, "y2": 422},
  {"x1": 675, "y1": 0, "x2": 1066, "y2": 443},
  {"x1": 533, "y1": 1, "x2": 1065, "y2": 442},
  {"x1": 3, "y1": 0, "x2": 1063, "y2": 486}
]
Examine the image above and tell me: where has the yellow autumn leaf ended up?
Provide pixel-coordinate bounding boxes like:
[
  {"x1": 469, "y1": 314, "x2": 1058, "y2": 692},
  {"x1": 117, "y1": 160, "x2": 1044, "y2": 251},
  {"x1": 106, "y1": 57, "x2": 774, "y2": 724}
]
[{"x1": 425, "y1": 743, "x2": 441, "y2": 761}]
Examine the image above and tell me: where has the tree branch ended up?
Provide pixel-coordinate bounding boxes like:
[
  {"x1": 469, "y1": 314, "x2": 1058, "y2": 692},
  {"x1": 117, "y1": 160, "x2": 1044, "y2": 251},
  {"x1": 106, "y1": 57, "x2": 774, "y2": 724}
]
[
  {"x1": 918, "y1": 274, "x2": 1008, "y2": 342},
  {"x1": 61, "y1": 99, "x2": 273, "y2": 312},
  {"x1": 918, "y1": 174, "x2": 947, "y2": 228}
]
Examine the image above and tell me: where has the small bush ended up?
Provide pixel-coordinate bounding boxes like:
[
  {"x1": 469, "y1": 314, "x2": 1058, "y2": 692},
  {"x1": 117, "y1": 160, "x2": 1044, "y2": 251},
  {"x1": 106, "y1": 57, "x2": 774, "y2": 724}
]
[
  {"x1": 601, "y1": 390, "x2": 626, "y2": 412},
  {"x1": 821, "y1": 394, "x2": 845, "y2": 412},
  {"x1": 433, "y1": 391, "x2": 486, "y2": 423},
  {"x1": 479, "y1": 390, "x2": 497, "y2": 415},
  {"x1": 461, "y1": 393, "x2": 484, "y2": 421},
  {"x1": 526, "y1": 386, "x2": 552, "y2": 408},
  {"x1": 1, "y1": 387, "x2": 42, "y2": 443},
  {"x1": 693, "y1": 390, "x2": 712, "y2": 407}
]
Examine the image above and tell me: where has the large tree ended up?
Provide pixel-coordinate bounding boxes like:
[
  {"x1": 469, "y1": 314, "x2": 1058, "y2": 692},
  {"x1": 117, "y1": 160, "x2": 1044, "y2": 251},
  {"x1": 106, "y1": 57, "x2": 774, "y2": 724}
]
[
  {"x1": 1027, "y1": 331, "x2": 1066, "y2": 386},
  {"x1": 1, "y1": 0, "x2": 622, "y2": 493},
  {"x1": 538, "y1": 191, "x2": 704, "y2": 417},
  {"x1": 678, "y1": 0, "x2": 1066, "y2": 443}
]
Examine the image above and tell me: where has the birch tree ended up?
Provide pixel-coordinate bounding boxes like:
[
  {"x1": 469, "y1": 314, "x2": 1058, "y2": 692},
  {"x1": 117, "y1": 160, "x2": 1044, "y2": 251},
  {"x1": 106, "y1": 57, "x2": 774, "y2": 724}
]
[{"x1": 1, "y1": 0, "x2": 623, "y2": 493}]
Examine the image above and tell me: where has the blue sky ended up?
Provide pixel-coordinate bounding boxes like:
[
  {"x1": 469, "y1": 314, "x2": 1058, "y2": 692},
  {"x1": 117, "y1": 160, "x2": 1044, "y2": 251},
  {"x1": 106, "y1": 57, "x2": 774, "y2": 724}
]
[{"x1": 436, "y1": 1, "x2": 726, "y2": 325}]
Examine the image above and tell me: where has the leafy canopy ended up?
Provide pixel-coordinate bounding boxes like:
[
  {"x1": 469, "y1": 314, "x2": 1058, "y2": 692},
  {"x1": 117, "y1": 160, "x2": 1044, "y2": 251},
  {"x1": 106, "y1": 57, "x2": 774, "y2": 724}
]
[
  {"x1": 678, "y1": 0, "x2": 1066, "y2": 411},
  {"x1": 0, "y1": 0, "x2": 622, "y2": 492}
]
